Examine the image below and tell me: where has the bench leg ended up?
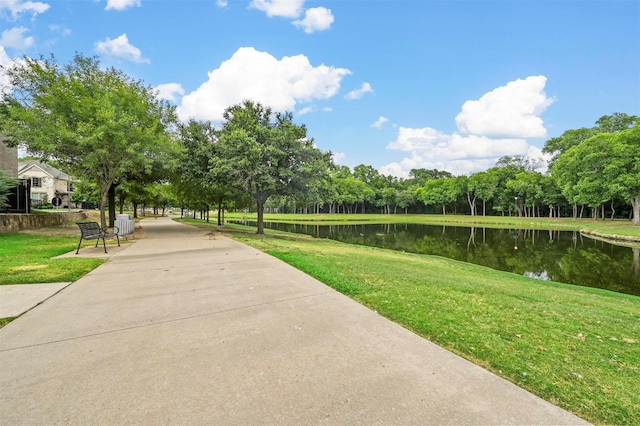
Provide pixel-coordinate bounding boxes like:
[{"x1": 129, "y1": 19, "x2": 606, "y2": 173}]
[
  {"x1": 76, "y1": 236, "x2": 83, "y2": 254},
  {"x1": 102, "y1": 236, "x2": 108, "y2": 253},
  {"x1": 116, "y1": 234, "x2": 120, "y2": 247}
]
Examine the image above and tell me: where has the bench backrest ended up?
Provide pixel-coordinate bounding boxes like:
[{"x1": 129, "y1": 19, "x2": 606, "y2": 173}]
[{"x1": 77, "y1": 222, "x2": 102, "y2": 237}]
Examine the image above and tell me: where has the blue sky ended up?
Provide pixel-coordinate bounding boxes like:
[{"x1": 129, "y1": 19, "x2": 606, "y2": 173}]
[{"x1": 1, "y1": 0, "x2": 639, "y2": 178}]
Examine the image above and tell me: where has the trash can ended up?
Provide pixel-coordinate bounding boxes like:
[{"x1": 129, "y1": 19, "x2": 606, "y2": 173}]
[{"x1": 115, "y1": 214, "x2": 135, "y2": 235}]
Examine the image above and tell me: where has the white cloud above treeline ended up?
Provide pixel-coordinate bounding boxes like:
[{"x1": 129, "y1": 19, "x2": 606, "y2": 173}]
[
  {"x1": 177, "y1": 47, "x2": 350, "y2": 122},
  {"x1": 345, "y1": 82, "x2": 373, "y2": 100},
  {"x1": 0, "y1": 27, "x2": 34, "y2": 50},
  {"x1": 455, "y1": 76, "x2": 554, "y2": 138},
  {"x1": 155, "y1": 83, "x2": 185, "y2": 103},
  {"x1": 293, "y1": 7, "x2": 334, "y2": 33},
  {"x1": 94, "y1": 33, "x2": 149, "y2": 63},
  {"x1": 0, "y1": 0, "x2": 49, "y2": 19},
  {"x1": 249, "y1": 0, "x2": 334, "y2": 33},
  {"x1": 249, "y1": 0, "x2": 304, "y2": 18},
  {"x1": 105, "y1": 0, "x2": 141, "y2": 11},
  {"x1": 0, "y1": 45, "x2": 13, "y2": 94},
  {"x1": 380, "y1": 75, "x2": 554, "y2": 178},
  {"x1": 371, "y1": 116, "x2": 389, "y2": 128}
]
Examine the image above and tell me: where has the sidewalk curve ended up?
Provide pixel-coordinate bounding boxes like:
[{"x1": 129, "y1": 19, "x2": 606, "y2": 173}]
[{"x1": 0, "y1": 217, "x2": 589, "y2": 425}]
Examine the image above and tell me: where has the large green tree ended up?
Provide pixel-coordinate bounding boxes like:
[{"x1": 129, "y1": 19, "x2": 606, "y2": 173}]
[
  {"x1": 543, "y1": 113, "x2": 638, "y2": 166},
  {"x1": 213, "y1": 100, "x2": 330, "y2": 234},
  {"x1": 417, "y1": 177, "x2": 460, "y2": 215},
  {"x1": 553, "y1": 124, "x2": 640, "y2": 224},
  {"x1": 0, "y1": 170, "x2": 14, "y2": 209},
  {"x1": 174, "y1": 119, "x2": 241, "y2": 225},
  {"x1": 0, "y1": 54, "x2": 176, "y2": 227}
]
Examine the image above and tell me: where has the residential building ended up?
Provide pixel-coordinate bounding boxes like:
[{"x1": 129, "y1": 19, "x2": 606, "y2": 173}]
[{"x1": 18, "y1": 160, "x2": 75, "y2": 208}]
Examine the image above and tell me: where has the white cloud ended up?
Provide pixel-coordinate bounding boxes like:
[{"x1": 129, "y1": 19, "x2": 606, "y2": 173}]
[
  {"x1": 345, "y1": 82, "x2": 372, "y2": 100},
  {"x1": 155, "y1": 83, "x2": 184, "y2": 103},
  {"x1": 297, "y1": 105, "x2": 315, "y2": 116},
  {"x1": 49, "y1": 24, "x2": 72, "y2": 37},
  {"x1": 94, "y1": 33, "x2": 149, "y2": 63},
  {"x1": 383, "y1": 75, "x2": 554, "y2": 177},
  {"x1": 177, "y1": 47, "x2": 350, "y2": 122},
  {"x1": 216, "y1": 0, "x2": 227, "y2": 7},
  {"x1": 322, "y1": 107, "x2": 332, "y2": 112},
  {"x1": 0, "y1": 45, "x2": 10, "y2": 66},
  {"x1": 249, "y1": 0, "x2": 304, "y2": 18},
  {"x1": 332, "y1": 151, "x2": 346, "y2": 164},
  {"x1": 386, "y1": 127, "x2": 449, "y2": 151},
  {"x1": 105, "y1": 0, "x2": 141, "y2": 11},
  {"x1": 455, "y1": 75, "x2": 554, "y2": 138},
  {"x1": 0, "y1": 0, "x2": 49, "y2": 19},
  {"x1": 0, "y1": 27, "x2": 34, "y2": 50},
  {"x1": 293, "y1": 6, "x2": 334, "y2": 33},
  {"x1": 371, "y1": 116, "x2": 389, "y2": 129},
  {"x1": 0, "y1": 45, "x2": 13, "y2": 95}
]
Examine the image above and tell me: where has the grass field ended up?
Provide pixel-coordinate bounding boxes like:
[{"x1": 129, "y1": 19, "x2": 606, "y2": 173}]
[
  {"x1": 0, "y1": 232, "x2": 105, "y2": 285},
  {"x1": 189, "y1": 219, "x2": 639, "y2": 425}
]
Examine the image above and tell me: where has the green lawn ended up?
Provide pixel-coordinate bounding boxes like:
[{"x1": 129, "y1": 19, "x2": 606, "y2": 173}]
[
  {"x1": 199, "y1": 221, "x2": 639, "y2": 425},
  {"x1": 0, "y1": 233, "x2": 105, "y2": 285}
]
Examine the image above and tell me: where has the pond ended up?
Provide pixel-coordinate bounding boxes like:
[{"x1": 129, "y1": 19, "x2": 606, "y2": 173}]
[{"x1": 234, "y1": 221, "x2": 640, "y2": 297}]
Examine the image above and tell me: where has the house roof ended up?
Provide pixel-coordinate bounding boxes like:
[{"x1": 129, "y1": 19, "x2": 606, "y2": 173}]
[{"x1": 18, "y1": 160, "x2": 74, "y2": 181}]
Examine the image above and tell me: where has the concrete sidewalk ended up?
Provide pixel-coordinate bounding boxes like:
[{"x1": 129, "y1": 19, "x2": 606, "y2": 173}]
[
  {"x1": 0, "y1": 244, "x2": 130, "y2": 318},
  {"x1": 0, "y1": 217, "x2": 589, "y2": 425}
]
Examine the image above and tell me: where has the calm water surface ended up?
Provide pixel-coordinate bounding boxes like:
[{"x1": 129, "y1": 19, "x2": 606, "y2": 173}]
[{"x1": 237, "y1": 221, "x2": 640, "y2": 296}]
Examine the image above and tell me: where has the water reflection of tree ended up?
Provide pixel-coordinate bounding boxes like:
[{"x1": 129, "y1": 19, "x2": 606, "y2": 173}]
[
  {"x1": 631, "y1": 248, "x2": 640, "y2": 285},
  {"x1": 247, "y1": 221, "x2": 640, "y2": 296}
]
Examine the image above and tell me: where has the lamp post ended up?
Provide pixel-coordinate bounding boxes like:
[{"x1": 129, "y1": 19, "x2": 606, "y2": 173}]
[{"x1": 514, "y1": 196, "x2": 519, "y2": 217}]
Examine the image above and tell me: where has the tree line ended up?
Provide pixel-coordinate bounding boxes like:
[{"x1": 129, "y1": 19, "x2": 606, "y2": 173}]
[{"x1": 1, "y1": 54, "x2": 639, "y2": 232}]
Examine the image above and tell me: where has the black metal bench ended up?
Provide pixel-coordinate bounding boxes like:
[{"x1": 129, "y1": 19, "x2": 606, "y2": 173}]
[{"x1": 76, "y1": 222, "x2": 120, "y2": 254}]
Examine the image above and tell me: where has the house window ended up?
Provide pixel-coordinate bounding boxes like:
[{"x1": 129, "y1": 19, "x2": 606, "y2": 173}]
[
  {"x1": 31, "y1": 177, "x2": 42, "y2": 187},
  {"x1": 68, "y1": 182, "x2": 75, "y2": 192}
]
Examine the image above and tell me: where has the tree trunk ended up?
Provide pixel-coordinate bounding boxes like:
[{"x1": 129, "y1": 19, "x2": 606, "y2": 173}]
[
  {"x1": 632, "y1": 247, "x2": 640, "y2": 277},
  {"x1": 632, "y1": 196, "x2": 640, "y2": 226},
  {"x1": 217, "y1": 202, "x2": 223, "y2": 226},
  {"x1": 610, "y1": 200, "x2": 615, "y2": 220},
  {"x1": 108, "y1": 184, "x2": 116, "y2": 227},
  {"x1": 99, "y1": 184, "x2": 109, "y2": 228},
  {"x1": 256, "y1": 199, "x2": 265, "y2": 234},
  {"x1": 467, "y1": 193, "x2": 476, "y2": 216}
]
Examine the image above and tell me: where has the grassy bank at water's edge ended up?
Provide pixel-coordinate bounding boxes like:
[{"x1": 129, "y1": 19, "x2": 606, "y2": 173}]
[{"x1": 188, "y1": 219, "x2": 639, "y2": 425}]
